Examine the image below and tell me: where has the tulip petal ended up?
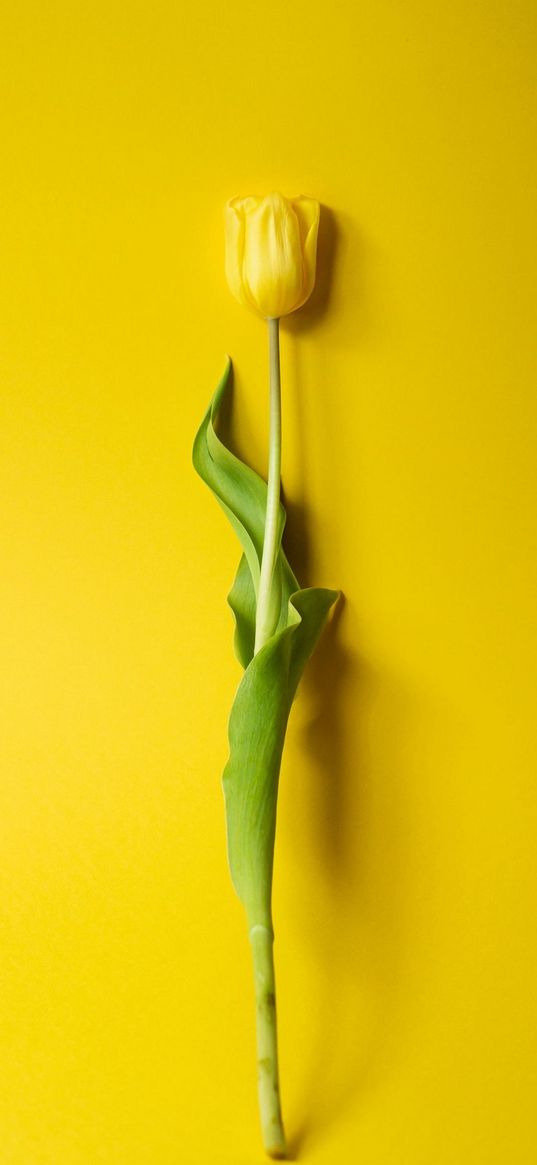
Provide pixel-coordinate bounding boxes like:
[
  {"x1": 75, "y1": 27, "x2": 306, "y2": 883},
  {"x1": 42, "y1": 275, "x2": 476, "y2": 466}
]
[
  {"x1": 242, "y1": 193, "x2": 305, "y2": 318},
  {"x1": 291, "y1": 196, "x2": 320, "y2": 310}
]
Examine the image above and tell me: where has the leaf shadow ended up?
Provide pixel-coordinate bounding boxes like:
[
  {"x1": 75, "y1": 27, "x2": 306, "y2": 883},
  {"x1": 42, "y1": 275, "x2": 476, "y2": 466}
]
[{"x1": 278, "y1": 584, "x2": 419, "y2": 1158}]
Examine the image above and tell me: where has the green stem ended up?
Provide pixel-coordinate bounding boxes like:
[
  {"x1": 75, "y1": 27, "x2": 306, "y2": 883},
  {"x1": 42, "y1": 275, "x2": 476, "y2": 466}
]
[
  {"x1": 249, "y1": 924, "x2": 287, "y2": 1158},
  {"x1": 255, "y1": 317, "x2": 282, "y2": 654},
  {"x1": 250, "y1": 319, "x2": 286, "y2": 1156}
]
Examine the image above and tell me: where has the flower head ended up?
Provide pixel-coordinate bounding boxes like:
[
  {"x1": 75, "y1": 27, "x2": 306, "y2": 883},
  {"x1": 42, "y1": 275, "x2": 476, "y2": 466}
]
[{"x1": 225, "y1": 192, "x2": 319, "y2": 319}]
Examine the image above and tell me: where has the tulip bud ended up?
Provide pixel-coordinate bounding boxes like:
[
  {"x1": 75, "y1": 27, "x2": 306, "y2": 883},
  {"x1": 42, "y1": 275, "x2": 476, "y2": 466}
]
[{"x1": 225, "y1": 191, "x2": 320, "y2": 319}]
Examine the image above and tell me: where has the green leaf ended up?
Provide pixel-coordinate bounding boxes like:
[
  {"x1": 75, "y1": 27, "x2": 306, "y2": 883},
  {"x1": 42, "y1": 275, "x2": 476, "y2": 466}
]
[
  {"x1": 223, "y1": 585, "x2": 338, "y2": 927},
  {"x1": 193, "y1": 359, "x2": 339, "y2": 927},
  {"x1": 193, "y1": 358, "x2": 300, "y2": 667}
]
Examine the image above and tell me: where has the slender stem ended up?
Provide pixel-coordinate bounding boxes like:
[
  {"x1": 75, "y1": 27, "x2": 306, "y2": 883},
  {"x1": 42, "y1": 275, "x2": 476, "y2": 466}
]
[
  {"x1": 249, "y1": 924, "x2": 287, "y2": 1158},
  {"x1": 255, "y1": 317, "x2": 282, "y2": 654},
  {"x1": 251, "y1": 320, "x2": 287, "y2": 1156}
]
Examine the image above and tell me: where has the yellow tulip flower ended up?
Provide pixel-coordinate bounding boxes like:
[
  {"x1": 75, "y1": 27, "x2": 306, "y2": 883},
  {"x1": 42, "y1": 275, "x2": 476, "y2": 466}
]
[{"x1": 225, "y1": 191, "x2": 319, "y2": 319}]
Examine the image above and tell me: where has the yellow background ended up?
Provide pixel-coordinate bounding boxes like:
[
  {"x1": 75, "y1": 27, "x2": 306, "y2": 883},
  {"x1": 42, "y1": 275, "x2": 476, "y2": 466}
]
[{"x1": 1, "y1": 2, "x2": 536, "y2": 1162}]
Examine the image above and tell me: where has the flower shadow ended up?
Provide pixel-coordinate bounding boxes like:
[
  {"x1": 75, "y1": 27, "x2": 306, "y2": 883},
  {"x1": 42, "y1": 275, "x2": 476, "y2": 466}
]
[{"x1": 284, "y1": 203, "x2": 339, "y2": 334}]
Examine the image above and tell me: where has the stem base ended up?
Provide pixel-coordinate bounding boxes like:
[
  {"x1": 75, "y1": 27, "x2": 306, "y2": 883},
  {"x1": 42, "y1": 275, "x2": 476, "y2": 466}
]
[{"x1": 249, "y1": 924, "x2": 287, "y2": 1158}]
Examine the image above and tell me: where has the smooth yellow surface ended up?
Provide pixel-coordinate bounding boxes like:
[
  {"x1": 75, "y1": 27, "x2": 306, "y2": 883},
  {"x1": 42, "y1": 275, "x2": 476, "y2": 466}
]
[{"x1": 1, "y1": 2, "x2": 536, "y2": 1162}]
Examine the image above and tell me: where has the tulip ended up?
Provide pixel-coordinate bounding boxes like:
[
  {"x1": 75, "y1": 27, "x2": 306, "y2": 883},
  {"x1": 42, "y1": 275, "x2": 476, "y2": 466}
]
[
  {"x1": 194, "y1": 189, "x2": 333, "y2": 1159},
  {"x1": 222, "y1": 193, "x2": 320, "y2": 1157},
  {"x1": 225, "y1": 191, "x2": 319, "y2": 319}
]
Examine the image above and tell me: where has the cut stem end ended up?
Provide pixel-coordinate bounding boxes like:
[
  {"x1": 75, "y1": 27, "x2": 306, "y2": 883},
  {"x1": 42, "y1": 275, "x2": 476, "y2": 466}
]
[{"x1": 249, "y1": 924, "x2": 287, "y2": 1158}]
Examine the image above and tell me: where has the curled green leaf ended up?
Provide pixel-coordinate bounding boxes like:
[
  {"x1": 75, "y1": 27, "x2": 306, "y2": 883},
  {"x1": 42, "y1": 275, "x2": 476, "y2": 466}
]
[{"x1": 193, "y1": 358, "x2": 339, "y2": 928}]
